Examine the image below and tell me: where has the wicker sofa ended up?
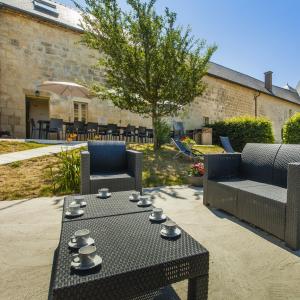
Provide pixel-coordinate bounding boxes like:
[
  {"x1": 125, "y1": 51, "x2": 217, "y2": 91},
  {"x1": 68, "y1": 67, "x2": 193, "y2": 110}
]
[
  {"x1": 80, "y1": 141, "x2": 142, "y2": 194},
  {"x1": 204, "y1": 143, "x2": 300, "y2": 250}
]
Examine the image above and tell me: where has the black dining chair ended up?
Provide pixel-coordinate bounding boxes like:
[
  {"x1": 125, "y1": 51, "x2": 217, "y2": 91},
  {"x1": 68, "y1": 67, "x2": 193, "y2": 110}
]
[
  {"x1": 86, "y1": 122, "x2": 98, "y2": 140},
  {"x1": 98, "y1": 124, "x2": 108, "y2": 140},
  {"x1": 46, "y1": 118, "x2": 63, "y2": 140},
  {"x1": 137, "y1": 126, "x2": 147, "y2": 143},
  {"x1": 146, "y1": 128, "x2": 153, "y2": 142},
  {"x1": 74, "y1": 121, "x2": 87, "y2": 140},
  {"x1": 107, "y1": 124, "x2": 120, "y2": 140},
  {"x1": 30, "y1": 119, "x2": 41, "y2": 139},
  {"x1": 122, "y1": 125, "x2": 136, "y2": 142}
]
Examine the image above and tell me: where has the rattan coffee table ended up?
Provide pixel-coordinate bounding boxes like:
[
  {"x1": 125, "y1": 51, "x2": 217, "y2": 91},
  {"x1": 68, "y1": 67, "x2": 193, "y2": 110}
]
[
  {"x1": 62, "y1": 190, "x2": 153, "y2": 222},
  {"x1": 50, "y1": 212, "x2": 209, "y2": 300}
]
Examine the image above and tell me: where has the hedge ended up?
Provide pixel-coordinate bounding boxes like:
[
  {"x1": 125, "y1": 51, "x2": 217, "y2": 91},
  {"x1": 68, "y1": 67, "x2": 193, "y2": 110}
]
[
  {"x1": 209, "y1": 116, "x2": 274, "y2": 152},
  {"x1": 282, "y1": 112, "x2": 300, "y2": 144}
]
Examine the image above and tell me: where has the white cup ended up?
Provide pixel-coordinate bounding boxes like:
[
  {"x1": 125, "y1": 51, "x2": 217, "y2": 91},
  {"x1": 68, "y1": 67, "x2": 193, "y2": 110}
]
[
  {"x1": 72, "y1": 196, "x2": 85, "y2": 206},
  {"x1": 131, "y1": 191, "x2": 140, "y2": 201},
  {"x1": 68, "y1": 203, "x2": 81, "y2": 215},
  {"x1": 98, "y1": 188, "x2": 109, "y2": 197},
  {"x1": 76, "y1": 245, "x2": 97, "y2": 266},
  {"x1": 152, "y1": 208, "x2": 163, "y2": 219},
  {"x1": 162, "y1": 221, "x2": 177, "y2": 235},
  {"x1": 72, "y1": 229, "x2": 90, "y2": 247},
  {"x1": 139, "y1": 195, "x2": 151, "y2": 205}
]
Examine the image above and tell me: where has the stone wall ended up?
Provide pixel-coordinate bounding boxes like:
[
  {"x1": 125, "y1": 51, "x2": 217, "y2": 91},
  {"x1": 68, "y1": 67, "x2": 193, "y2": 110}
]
[{"x1": 0, "y1": 8, "x2": 299, "y2": 141}]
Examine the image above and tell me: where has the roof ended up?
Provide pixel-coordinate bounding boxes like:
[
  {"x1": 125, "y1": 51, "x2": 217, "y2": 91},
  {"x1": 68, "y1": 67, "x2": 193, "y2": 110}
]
[
  {"x1": 1, "y1": 0, "x2": 300, "y2": 106},
  {"x1": 208, "y1": 62, "x2": 300, "y2": 105},
  {"x1": 0, "y1": 0, "x2": 82, "y2": 32}
]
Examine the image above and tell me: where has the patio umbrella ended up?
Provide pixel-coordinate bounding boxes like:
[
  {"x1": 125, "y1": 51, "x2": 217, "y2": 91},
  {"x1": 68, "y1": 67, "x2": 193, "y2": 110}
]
[
  {"x1": 38, "y1": 81, "x2": 91, "y2": 122},
  {"x1": 38, "y1": 81, "x2": 90, "y2": 98}
]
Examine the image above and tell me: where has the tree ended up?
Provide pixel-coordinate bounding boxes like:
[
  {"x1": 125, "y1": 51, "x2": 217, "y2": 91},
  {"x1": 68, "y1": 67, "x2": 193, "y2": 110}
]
[{"x1": 77, "y1": 0, "x2": 216, "y2": 150}]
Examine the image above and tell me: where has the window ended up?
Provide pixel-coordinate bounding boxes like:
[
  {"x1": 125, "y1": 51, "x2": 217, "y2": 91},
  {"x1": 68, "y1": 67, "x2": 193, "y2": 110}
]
[
  {"x1": 33, "y1": 0, "x2": 59, "y2": 17},
  {"x1": 74, "y1": 102, "x2": 88, "y2": 122},
  {"x1": 203, "y1": 116, "x2": 209, "y2": 126}
]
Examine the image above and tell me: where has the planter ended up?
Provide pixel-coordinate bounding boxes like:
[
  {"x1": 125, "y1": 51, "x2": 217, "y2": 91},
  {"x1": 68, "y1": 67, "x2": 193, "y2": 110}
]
[{"x1": 187, "y1": 175, "x2": 203, "y2": 187}]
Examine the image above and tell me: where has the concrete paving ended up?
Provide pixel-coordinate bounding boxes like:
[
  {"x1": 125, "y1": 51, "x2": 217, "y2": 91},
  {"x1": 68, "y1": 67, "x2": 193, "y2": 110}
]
[
  {"x1": 0, "y1": 186, "x2": 300, "y2": 300},
  {"x1": 0, "y1": 142, "x2": 86, "y2": 165}
]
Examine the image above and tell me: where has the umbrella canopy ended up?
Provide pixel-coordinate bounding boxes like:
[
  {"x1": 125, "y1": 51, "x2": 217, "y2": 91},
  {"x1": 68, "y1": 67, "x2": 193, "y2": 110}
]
[{"x1": 38, "y1": 81, "x2": 90, "y2": 98}]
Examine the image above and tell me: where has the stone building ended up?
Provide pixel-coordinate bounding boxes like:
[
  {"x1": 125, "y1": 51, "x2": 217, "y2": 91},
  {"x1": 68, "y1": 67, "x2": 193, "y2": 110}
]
[{"x1": 1, "y1": 0, "x2": 300, "y2": 141}]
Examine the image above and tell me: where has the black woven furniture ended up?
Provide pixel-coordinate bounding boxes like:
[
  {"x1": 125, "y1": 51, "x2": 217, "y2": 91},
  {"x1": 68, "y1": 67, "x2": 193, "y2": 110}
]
[
  {"x1": 122, "y1": 125, "x2": 136, "y2": 142},
  {"x1": 46, "y1": 118, "x2": 63, "y2": 140},
  {"x1": 107, "y1": 123, "x2": 121, "y2": 140},
  {"x1": 86, "y1": 122, "x2": 98, "y2": 139},
  {"x1": 50, "y1": 212, "x2": 209, "y2": 300},
  {"x1": 63, "y1": 191, "x2": 153, "y2": 222},
  {"x1": 204, "y1": 143, "x2": 300, "y2": 250},
  {"x1": 74, "y1": 121, "x2": 86, "y2": 140},
  {"x1": 81, "y1": 141, "x2": 142, "y2": 194}
]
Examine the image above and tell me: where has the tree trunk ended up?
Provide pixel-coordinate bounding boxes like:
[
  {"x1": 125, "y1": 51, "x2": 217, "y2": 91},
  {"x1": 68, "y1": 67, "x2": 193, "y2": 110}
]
[{"x1": 152, "y1": 114, "x2": 159, "y2": 151}]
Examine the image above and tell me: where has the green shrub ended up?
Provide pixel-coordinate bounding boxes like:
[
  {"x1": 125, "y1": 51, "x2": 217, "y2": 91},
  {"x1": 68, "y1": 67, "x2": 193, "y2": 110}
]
[
  {"x1": 154, "y1": 119, "x2": 171, "y2": 148},
  {"x1": 282, "y1": 112, "x2": 300, "y2": 144},
  {"x1": 209, "y1": 116, "x2": 274, "y2": 152},
  {"x1": 50, "y1": 150, "x2": 80, "y2": 193}
]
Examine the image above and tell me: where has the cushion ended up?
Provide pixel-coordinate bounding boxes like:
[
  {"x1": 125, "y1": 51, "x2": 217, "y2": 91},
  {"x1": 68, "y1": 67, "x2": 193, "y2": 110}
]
[
  {"x1": 90, "y1": 172, "x2": 133, "y2": 180},
  {"x1": 88, "y1": 141, "x2": 127, "y2": 173},
  {"x1": 272, "y1": 144, "x2": 300, "y2": 188},
  {"x1": 241, "y1": 143, "x2": 281, "y2": 184}
]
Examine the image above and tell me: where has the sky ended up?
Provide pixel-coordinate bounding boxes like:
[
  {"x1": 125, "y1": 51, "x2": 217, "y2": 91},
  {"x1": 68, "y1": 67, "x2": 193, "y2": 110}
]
[{"x1": 59, "y1": 0, "x2": 300, "y2": 88}]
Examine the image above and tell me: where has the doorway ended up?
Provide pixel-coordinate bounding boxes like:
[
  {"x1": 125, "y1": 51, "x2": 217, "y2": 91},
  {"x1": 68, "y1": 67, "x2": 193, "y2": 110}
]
[{"x1": 25, "y1": 96, "x2": 50, "y2": 138}]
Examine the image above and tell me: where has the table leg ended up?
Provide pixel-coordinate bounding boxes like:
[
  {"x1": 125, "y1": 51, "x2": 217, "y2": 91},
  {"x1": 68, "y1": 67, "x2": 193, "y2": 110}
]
[{"x1": 187, "y1": 275, "x2": 208, "y2": 300}]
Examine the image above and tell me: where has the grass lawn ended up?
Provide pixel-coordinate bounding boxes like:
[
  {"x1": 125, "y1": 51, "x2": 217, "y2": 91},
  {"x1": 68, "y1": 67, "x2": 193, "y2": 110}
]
[
  {"x1": 0, "y1": 141, "x2": 50, "y2": 154},
  {"x1": 0, "y1": 143, "x2": 223, "y2": 200}
]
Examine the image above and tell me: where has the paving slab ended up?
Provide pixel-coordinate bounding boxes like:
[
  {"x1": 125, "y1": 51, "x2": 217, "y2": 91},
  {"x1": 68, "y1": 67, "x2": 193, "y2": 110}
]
[
  {"x1": 0, "y1": 186, "x2": 300, "y2": 299},
  {"x1": 0, "y1": 143, "x2": 86, "y2": 165}
]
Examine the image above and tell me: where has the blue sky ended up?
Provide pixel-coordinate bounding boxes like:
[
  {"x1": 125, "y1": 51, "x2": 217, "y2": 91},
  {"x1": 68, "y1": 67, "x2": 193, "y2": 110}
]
[{"x1": 59, "y1": 0, "x2": 300, "y2": 88}]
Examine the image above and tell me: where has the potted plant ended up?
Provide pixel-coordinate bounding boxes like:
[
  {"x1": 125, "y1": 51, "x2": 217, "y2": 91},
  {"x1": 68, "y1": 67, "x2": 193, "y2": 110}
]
[
  {"x1": 181, "y1": 136, "x2": 196, "y2": 150},
  {"x1": 187, "y1": 162, "x2": 205, "y2": 187}
]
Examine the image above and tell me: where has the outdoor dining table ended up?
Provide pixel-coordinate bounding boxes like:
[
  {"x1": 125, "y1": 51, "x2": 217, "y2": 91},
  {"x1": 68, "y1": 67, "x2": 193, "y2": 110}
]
[
  {"x1": 50, "y1": 211, "x2": 209, "y2": 300},
  {"x1": 62, "y1": 190, "x2": 154, "y2": 222}
]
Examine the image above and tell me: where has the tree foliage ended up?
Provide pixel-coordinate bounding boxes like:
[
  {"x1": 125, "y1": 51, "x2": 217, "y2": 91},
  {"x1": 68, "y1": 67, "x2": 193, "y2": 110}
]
[
  {"x1": 282, "y1": 112, "x2": 300, "y2": 144},
  {"x1": 77, "y1": 0, "x2": 216, "y2": 149}
]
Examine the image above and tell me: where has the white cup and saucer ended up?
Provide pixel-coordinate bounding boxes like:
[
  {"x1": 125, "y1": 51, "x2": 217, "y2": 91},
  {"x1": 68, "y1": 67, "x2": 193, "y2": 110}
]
[
  {"x1": 71, "y1": 245, "x2": 102, "y2": 271},
  {"x1": 70, "y1": 196, "x2": 87, "y2": 207},
  {"x1": 137, "y1": 195, "x2": 152, "y2": 207},
  {"x1": 96, "y1": 188, "x2": 111, "y2": 199},
  {"x1": 129, "y1": 191, "x2": 140, "y2": 202},
  {"x1": 160, "y1": 221, "x2": 181, "y2": 238},
  {"x1": 149, "y1": 208, "x2": 166, "y2": 222},
  {"x1": 65, "y1": 203, "x2": 84, "y2": 217},
  {"x1": 68, "y1": 229, "x2": 95, "y2": 249}
]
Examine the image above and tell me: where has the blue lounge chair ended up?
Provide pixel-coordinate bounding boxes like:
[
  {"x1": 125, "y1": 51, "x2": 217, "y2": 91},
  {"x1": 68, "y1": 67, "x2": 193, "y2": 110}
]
[
  {"x1": 171, "y1": 138, "x2": 203, "y2": 160},
  {"x1": 220, "y1": 136, "x2": 235, "y2": 153}
]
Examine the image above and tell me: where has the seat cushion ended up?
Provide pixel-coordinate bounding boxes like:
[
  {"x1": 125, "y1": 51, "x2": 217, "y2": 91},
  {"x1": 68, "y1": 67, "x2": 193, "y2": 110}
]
[
  {"x1": 241, "y1": 143, "x2": 281, "y2": 184},
  {"x1": 237, "y1": 184, "x2": 287, "y2": 239},
  {"x1": 90, "y1": 172, "x2": 133, "y2": 180},
  {"x1": 272, "y1": 144, "x2": 300, "y2": 188},
  {"x1": 207, "y1": 178, "x2": 268, "y2": 215},
  {"x1": 88, "y1": 141, "x2": 127, "y2": 173},
  {"x1": 90, "y1": 172, "x2": 135, "y2": 193}
]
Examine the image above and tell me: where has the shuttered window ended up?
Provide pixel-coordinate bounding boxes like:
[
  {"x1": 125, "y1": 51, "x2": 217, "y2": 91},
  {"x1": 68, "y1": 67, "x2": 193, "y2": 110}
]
[{"x1": 74, "y1": 102, "x2": 88, "y2": 122}]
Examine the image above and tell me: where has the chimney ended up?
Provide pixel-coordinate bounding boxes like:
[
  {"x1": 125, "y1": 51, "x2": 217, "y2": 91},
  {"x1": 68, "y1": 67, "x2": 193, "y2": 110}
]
[{"x1": 264, "y1": 71, "x2": 273, "y2": 92}]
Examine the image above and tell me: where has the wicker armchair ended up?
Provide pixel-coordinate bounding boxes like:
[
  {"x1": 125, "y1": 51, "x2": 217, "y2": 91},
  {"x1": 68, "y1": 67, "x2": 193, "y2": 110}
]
[
  {"x1": 204, "y1": 143, "x2": 300, "y2": 250},
  {"x1": 80, "y1": 141, "x2": 142, "y2": 194}
]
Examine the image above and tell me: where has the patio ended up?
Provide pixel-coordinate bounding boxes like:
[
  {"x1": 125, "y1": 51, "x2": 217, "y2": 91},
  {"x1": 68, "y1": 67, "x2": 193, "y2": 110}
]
[{"x1": 1, "y1": 186, "x2": 299, "y2": 300}]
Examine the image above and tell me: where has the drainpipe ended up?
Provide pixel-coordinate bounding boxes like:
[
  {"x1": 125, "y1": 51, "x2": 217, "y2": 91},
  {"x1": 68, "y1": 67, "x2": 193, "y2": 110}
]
[{"x1": 253, "y1": 91, "x2": 261, "y2": 118}]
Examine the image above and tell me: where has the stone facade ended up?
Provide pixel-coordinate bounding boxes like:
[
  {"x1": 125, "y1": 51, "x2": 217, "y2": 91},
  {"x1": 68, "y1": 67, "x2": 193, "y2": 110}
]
[{"x1": 0, "y1": 7, "x2": 299, "y2": 141}]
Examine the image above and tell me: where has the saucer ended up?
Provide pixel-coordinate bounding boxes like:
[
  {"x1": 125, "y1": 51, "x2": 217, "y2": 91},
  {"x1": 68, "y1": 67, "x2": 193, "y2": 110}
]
[
  {"x1": 70, "y1": 200, "x2": 87, "y2": 207},
  {"x1": 68, "y1": 237, "x2": 95, "y2": 249},
  {"x1": 149, "y1": 214, "x2": 167, "y2": 222},
  {"x1": 160, "y1": 227, "x2": 181, "y2": 238},
  {"x1": 71, "y1": 255, "x2": 102, "y2": 270},
  {"x1": 137, "y1": 200, "x2": 152, "y2": 207},
  {"x1": 65, "y1": 209, "x2": 84, "y2": 217},
  {"x1": 96, "y1": 193, "x2": 111, "y2": 199},
  {"x1": 129, "y1": 195, "x2": 140, "y2": 202}
]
